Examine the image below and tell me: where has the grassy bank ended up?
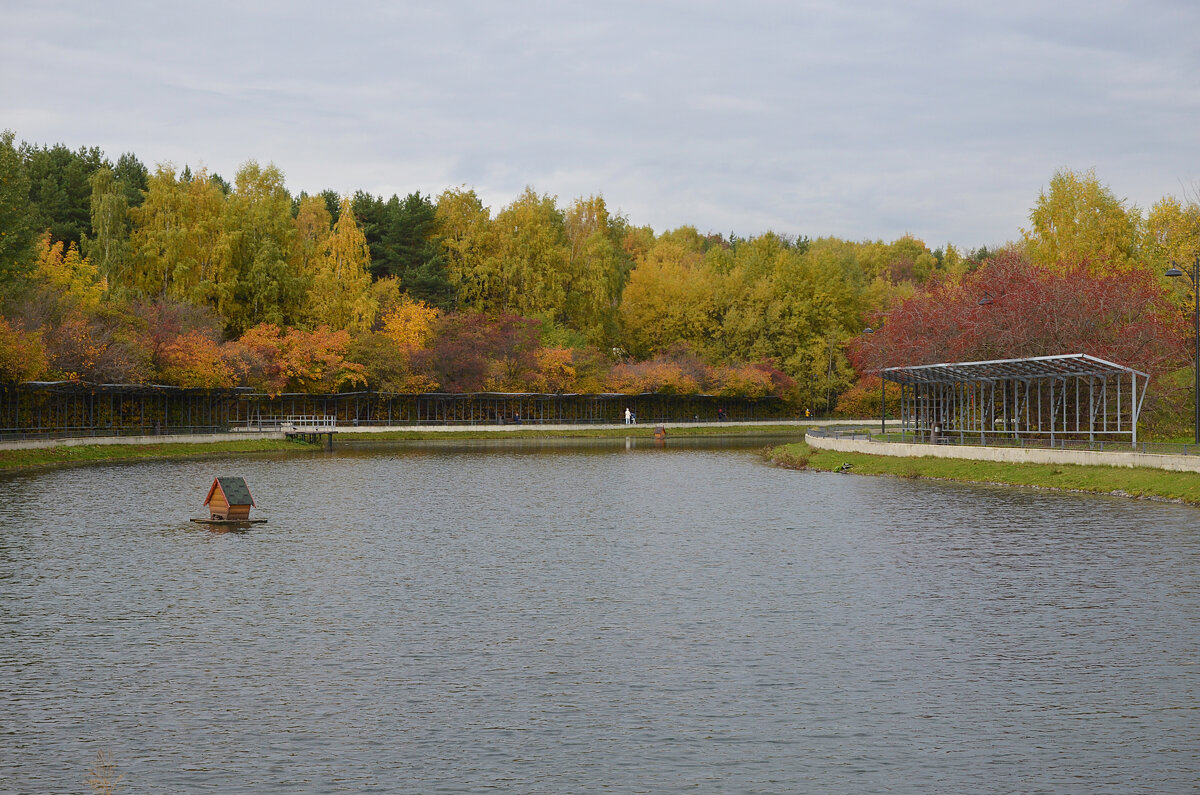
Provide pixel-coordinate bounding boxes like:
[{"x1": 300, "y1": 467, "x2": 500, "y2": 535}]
[
  {"x1": 336, "y1": 424, "x2": 807, "y2": 441},
  {"x1": 770, "y1": 440, "x2": 1200, "y2": 504},
  {"x1": 0, "y1": 425, "x2": 808, "y2": 471},
  {"x1": 0, "y1": 438, "x2": 315, "y2": 471}
]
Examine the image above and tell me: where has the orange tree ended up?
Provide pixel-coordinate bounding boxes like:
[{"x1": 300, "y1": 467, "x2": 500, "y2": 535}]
[
  {"x1": 0, "y1": 317, "x2": 46, "y2": 382},
  {"x1": 231, "y1": 323, "x2": 366, "y2": 394}
]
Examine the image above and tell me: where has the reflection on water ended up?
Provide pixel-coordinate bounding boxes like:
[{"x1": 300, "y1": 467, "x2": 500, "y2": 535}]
[
  {"x1": 1, "y1": 437, "x2": 1198, "y2": 793},
  {"x1": 339, "y1": 431, "x2": 802, "y2": 455}
]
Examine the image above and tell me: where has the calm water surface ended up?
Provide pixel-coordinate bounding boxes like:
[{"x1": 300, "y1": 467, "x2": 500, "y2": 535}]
[{"x1": 1, "y1": 436, "x2": 1198, "y2": 793}]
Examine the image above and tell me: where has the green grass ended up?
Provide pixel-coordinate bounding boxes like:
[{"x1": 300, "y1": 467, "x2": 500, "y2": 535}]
[
  {"x1": 0, "y1": 425, "x2": 808, "y2": 471},
  {"x1": 770, "y1": 440, "x2": 1200, "y2": 504},
  {"x1": 0, "y1": 438, "x2": 315, "y2": 471}
]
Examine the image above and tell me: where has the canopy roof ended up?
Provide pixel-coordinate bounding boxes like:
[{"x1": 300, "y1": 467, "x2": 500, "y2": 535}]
[
  {"x1": 20, "y1": 381, "x2": 251, "y2": 395},
  {"x1": 881, "y1": 353, "x2": 1148, "y2": 386}
]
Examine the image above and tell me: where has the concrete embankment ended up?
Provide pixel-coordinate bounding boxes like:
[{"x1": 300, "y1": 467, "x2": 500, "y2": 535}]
[{"x1": 807, "y1": 433, "x2": 1200, "y2": 474}]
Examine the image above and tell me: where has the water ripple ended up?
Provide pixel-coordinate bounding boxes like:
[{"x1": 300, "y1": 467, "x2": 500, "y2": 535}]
[{"x1": 1, "y1": 438, "x2": 1198, "y2": 793}]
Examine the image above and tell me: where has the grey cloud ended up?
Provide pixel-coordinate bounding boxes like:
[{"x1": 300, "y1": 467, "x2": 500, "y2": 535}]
[{"x1": 3, "y1": 0, "x2": 1199, "y2": 248}]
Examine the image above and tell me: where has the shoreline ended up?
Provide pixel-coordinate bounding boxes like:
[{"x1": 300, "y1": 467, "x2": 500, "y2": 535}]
[
  {"x1": 0, "y1": 438, "x2": 313, "y2": 473},
  {"x1": 9, "y1": 425, "x2": 1199, "y2": 507},
  {"x1": 769, "y1": 441, "x2": 1200, "y2": 506},
  {"x1": 334, "y1": 422, "x2": 810, "y2": 441},
  {"x1": 0, "y1": 423, "x2": 812, "y2": 472}
]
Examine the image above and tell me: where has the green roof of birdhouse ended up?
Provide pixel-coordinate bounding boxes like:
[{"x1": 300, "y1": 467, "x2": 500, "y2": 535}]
[{"x1": 204, "y1": 476, "x2": 255, "y2": 507}]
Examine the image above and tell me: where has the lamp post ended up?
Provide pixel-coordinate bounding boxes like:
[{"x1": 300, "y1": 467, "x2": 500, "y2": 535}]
[
  {"x1": 864, "y1": 323, "x2": 885, "y2": 436},
  {"x1": 1166, "y1": 256, "x2": 1200, "y2": 445}
]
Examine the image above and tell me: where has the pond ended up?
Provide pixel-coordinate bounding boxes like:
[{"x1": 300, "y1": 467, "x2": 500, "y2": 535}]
[{"x1": 1, "y1": 436, "x2": 1198, "y2": 793}]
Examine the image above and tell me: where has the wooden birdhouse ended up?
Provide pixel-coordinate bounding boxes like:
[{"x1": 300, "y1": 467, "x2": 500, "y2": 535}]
[{"x1": 204, "y1": 476, "x2": 256, "y2": 520}]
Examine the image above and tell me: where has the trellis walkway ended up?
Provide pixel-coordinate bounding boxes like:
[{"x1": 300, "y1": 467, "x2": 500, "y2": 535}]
[{"x1": 0, "y1": 383, "x2": 788, "y2": 440}]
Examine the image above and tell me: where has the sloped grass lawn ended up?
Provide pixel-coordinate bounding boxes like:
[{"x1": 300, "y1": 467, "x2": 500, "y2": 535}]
[
  {"x1": 0, "y1": 439, "x2": 309, "y2": 471},
  {"x1": 0, "y1": 425, "x2": 811, "y2": 470},
  {"x1": 771, "y1": 441, "x2": 1200, "y2": 504}
]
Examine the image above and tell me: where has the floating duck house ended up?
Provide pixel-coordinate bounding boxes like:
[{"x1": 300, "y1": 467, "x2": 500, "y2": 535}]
[{"x1": 203, "y1": 476, "x2": 256, "y2": 520}]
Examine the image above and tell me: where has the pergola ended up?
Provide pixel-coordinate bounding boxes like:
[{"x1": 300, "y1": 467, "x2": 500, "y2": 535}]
[{"x1": 880, "y1": 353, "x2": 1150, "y2": 447}]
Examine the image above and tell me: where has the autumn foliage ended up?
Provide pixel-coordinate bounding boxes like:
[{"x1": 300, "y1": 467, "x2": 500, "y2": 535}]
[
  {"x1": 606, "y1": 345, "x2": 794, "y2": 397},
  {"x1": 420, "y1": 312, "x2": 540, "y2": 392},
  {"x1": 0, "y1": 317, "x2": 47, "y2": 383},
  {"x1": 230, "y1": 323, "x2": 366, "y2": 394},
  {"x1": 157, "y1": 330, "x2": 235, "y2": 388},
  {"x1": 833, "y1": 376, "x2": 901, "y2": 418},
  {"x1": 850, "y1": 250, "x2": 1187, "y2": 377},
  {"x1": 7, "y1": 133, "x2": 1200, "y2": 423}
]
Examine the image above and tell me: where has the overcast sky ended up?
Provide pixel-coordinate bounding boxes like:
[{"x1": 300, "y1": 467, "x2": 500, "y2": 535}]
[{"x1": 3, "y1": 0, "x2": 1199, "y2": 250}]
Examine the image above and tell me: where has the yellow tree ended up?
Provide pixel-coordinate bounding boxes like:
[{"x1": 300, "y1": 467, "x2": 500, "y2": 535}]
[
  {"x1": 715, "y1": 233, "x2": 798, "y2": 362},
  {"x1": 176, "y1": 169, "x2": 232, "y2": 312},
  {"x1": 857, "y1": 235, "x2": 940, "y2": 284},
  {"x1": 222, "y1": 161, "x2": 307, "y2": 333},
  {"x1": 354, "y1": 293, "x2": 443, "y2": 392},
  {"x1": 531, "y1": 347, "x2": 578, "y2": 392},
  {"x1": 563, "y1": 195, "x2": 625, "y2": 344},
  {"x1": 306, "y1": 197, "x2": 375, "y2": 331},
  {"x1": 127, "y1": 166, "x2": 229, "y2": 311},
  {"x1": 709, "y1": 235, "x2": 865, "y2": 405},
  {"x1": 491, "y1": 187, "x2": 570, "y2": 319},
  {"x1": 1023, "y1": 168, "x2": 1144, "y2": 273},
  {"x1": 85, "y1": 167, "x2": 131, "y2": 288},
  {"x1": 939, "y1": 242, "x2": 968, "y2": 281},
  {"x1": 1146, "y1": 195, "x2": 1200, "y2": 321},
  {"x1": 381, "y1": 294, "x2": 440, "y2": 348},
  {"x1": 435, "y1": 186, "x2": 497, "y2": 309},
  {"x1": 293, "y1": 194, "x2": 331, "y2": 277},
  {"x1": 1146, "y1": 196, "x2": 1200, "y2": 270},
  {"x1": 771, "y1": 238, "x2": 864, "y2": 378},
  {"x1": 33, "y1": 233, "x2": 107, "y2": 311},
  {"x1": 127, "y1": 165, "x2": 186, "y2": 297},
  {"x1": 618, "y1": 233, "x2": 721, "y2": 357}
]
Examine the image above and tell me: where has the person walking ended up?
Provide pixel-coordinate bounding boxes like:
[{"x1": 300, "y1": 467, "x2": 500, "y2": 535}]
[{"x1": 624, "y1": 407, "x2": 632, "y2": 425}]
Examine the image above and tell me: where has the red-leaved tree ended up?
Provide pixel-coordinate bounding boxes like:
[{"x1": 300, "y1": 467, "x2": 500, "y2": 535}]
[
  {"x1": 850, "y1": 250, "x2": 1186, "y2": 376},
  {"x1": 420, "y1": 312, "x2": 540, "y2": 392}
]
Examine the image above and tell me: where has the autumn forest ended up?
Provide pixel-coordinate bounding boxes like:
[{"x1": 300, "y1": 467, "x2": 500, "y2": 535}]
[{"x1": 1, "y1": 131, "x2": 1198, "y2": 428}]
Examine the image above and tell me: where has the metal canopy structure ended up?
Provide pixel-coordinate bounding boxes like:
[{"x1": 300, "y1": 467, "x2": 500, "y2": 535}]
[{"x1": 881, "y1": 353, "x2": 1150, "y2": 447}]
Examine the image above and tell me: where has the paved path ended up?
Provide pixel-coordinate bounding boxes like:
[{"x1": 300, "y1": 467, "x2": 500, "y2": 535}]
[{"x1": 808, "y1": 431, "x2": 1200, "y2": 473}]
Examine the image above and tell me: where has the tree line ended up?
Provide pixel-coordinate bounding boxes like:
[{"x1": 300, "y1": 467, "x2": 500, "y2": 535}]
[{"x1": 1, "y1": 132, "x2": 1197, "y2": 425}]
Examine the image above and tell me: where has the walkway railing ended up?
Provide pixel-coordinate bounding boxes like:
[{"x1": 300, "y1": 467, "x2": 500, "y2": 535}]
[{"x1": 242, "y1": 415, "x2": 337, "y2": 432}]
